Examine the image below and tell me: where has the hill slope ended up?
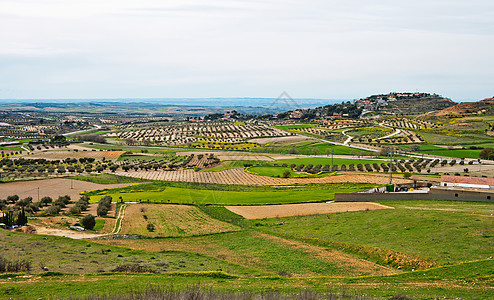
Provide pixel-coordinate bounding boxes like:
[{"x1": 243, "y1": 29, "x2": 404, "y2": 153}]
[{"x1": 425, "y1": 97, "x2": 494, "y2": 117}]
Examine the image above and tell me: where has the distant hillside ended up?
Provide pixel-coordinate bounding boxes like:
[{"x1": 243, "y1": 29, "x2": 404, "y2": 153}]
[
  {"x1": 358, "y1": 93, "x2": 456, "y2": 115},
  {"x1": 424, "y1": 97, "x2": 494, "y2": 118}
]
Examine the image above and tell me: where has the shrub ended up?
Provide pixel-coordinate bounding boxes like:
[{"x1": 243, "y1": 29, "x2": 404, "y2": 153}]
[
  {"x1": 81, "y1": 214, "x2": 96, "y2": 230},
  {"x1": 69, "y1": 206, "x2": 82, "y2": 215},
  {"x1": 45, "y1": 205, "x2": 61, "y2": 215}
]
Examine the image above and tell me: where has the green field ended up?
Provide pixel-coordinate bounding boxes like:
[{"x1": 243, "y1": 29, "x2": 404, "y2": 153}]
[
  {"x1": 1, "y1": 197, "x2": 494, "y2": 299},
  {"x1": 251, "y1": 200, "x2": 494, "y2": 264},
  {"x1": 270, "y1": 141, "x2": 372, "y2": 156},
  {"x1": 2, "y1": 260, "x2": 493, "y2": 300},
  {"x1": 418, "y1": 131, "x2": 494, "y2": 145},
  {"x1": 86, "y1": 182, "x2": 375, "y2": 205},
  {"x1": 276, "y1": 157, "x2": 383, "y2": 166},
  {"x1": 0, "y1": 146, "x2": 23, "y2": 151},
  {"x1": 0, "y1": 230, "x2": 258, "y2": 276},
  {"x1": 247, "y1": 166, "x2": 331, "y2": 178},
  {"x1": 417, "y1": 148, "x2": 482, "y2": 159}
]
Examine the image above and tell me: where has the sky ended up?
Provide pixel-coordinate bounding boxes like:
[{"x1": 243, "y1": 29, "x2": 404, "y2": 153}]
[{"x1": 0, "y1": 0, "x2": 493, "y2": 102}]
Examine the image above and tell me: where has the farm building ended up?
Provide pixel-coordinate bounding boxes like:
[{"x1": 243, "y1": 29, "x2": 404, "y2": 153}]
[{"x1": 440, "y1": 175, "x2": 494, "y2": 190}]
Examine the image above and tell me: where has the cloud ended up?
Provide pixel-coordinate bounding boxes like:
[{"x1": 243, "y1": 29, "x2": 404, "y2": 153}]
[{"x1": 0, "y1": 0, "x2": 493, "y2": 100}]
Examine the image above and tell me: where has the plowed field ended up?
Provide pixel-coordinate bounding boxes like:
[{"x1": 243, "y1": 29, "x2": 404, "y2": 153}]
[
  {"x1": 112, "y1": 168, "x2": 410, "y2": 185},
  {"x1": 225, "y1": 202, "x2": 394, "y2": 219}
]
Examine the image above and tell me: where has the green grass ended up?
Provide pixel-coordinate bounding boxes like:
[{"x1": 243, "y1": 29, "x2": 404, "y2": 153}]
[
  {"x1": 93, "y1": 219, "x2": 105, "y2": 231},
  {"x1": 202, "y1": 160, "x2": 267, "y2": 172},
  {"x1": 0, "y1": 146, "x2": 23, "y2": 151},
  {"x1": 68, "y1": 173, "x2": 150, "y2": 184},
  {"x1": 247, "y1": 166, "x2": 331, "y2": 178},
  {"x1": 251, "y1": 200, "x2": 494, "y2": 264},
  {"x1": 418, "y1": 131, "x2": 494, "y2": 145},
  {"x1": 276, "y1": 157, "x2": 382, "y2": 166},
  {"x1": 0, "y1": 230, "x2": 258, "y2": 276},
  {"x1": 265, "y1": 141, "x2": 372, "y2": 156},
  {"x1": 274, "y1": 124, "x2": 317, "y2": 130},
  {"x1": 2, "y1": 263, "x2": 494, "y2": 300},
  {"x1": 118, "y1": 153, "x2": 177, "y2": 162},
  {"x1": 417, "y1": 148, "x2": 482, "y2": 159},
  {"x1": 85, "y1": 182, "x2": 376, "y2": 205}
]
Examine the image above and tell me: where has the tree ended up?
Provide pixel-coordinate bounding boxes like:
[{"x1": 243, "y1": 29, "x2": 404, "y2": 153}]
[
  {"x1": 81, "y1": 214, "x2": 96, "y2": 230},
  {"x1": 40, "y1": 196, "x2": 53, "y2": 206},
  {"x1": 409, "y1": 144, "x2": 420, "y2": 152},
  {"x1": 7, "y1": 195, "x2": 19, "y2": 204},
  {"x1": 16, "y1": 207, "x2": 28, "y2": 226},
  {"x1": 479, "y1": 148, "x2": 494, "y2": 160}
]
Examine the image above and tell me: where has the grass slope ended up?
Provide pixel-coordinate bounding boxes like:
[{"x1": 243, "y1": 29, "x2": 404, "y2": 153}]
[{"x1": 251, "y1": 200, "x2": 494, "y2": 264}]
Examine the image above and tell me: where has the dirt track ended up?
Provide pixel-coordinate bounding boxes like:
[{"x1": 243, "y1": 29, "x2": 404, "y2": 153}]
[
  {"x1": 225, "y1": 202, "x2": 394, "y2": 219},
  {"x1": 112, "y1": 168, "x2": 411, "y2": 185},
  {"x1": 0, "y1": 178, "x2": 136, "y2": 200}
]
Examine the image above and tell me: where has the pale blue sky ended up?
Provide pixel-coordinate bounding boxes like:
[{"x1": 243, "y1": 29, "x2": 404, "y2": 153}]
[{"x1": 0, "y1": 0, "x2": 493, "y2": 101}]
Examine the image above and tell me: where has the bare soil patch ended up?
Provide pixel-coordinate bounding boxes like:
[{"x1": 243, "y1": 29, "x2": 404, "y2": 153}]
[
  {"x1": 226, "y1": 202, "x2": 394, "y2": 219},
  {"x1": 30, "y1": 225, "x2": 105, "y2": 239},
  {"x1": 0, "y1": 178, "x2": 136, "y2": 200}
]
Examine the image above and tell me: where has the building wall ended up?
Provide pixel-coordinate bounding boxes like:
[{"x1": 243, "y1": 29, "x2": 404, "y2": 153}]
[
  {"x1": 335, "y1": 187, "x2": 494, "y2": 203},
  {"x1": 441, "y1": 182, "x2": 491, "y2": 189}
]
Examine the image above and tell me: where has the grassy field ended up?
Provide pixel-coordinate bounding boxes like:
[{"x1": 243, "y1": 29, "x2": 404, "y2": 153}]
[
  {"x1": 2, "y1": 260, "x2": 494, "y2": 300},
  {"x1": 418, "y1": 131, "x2": 494, "y2": 145},
  {"x1": 203, "y1": 160, "x2": 268, "y2": 172},
  {"x1": 0, "y1": 146, "x2": 23, "y2": 151},
  {"x1": 119, "y1": 204, "x2": 240, "y2": 237},
  {"x1": 97, "y1": 230, "x2": 391, "y2": 278},
  {"x1": 417, "y1": 148, "x2": 482, "y2": 159},
  {"x1": 2, "y1": 199, "x2": 494, "y2": 299},
  {"x1": 276, "y1": 157, "x2": 383, "y2": 166},
  {"x1": 247, "y1": 166, "x2": 331, "y2": 178},
  {"x1": 86, "y1": 182, "x2": 376, "y2": 205},
  {"x1": 118, "y1": 153, "x2": 177, "y2": 162},
  {"x1": 250, "y1": 200, "x2": 494, "y2": 264},
  {"x1": 0, "y1": 230, "x2": 258, "y2": 276}
]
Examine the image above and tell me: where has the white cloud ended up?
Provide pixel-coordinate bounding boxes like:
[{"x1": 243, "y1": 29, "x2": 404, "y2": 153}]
[{"x1": 0, "y1": 0, "x2": 493, "y2": 100}]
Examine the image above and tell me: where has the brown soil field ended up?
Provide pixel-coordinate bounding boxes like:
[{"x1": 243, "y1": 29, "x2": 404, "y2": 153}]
[
  {"x1": 176, "y1": 151, "x2": 296, "y2": 161},
  {"x1": 119, "y1": 204, "x2": 240, "y2": 237},
  {"x1": 0, "y1": 178, "x2": 136, "y2": 200},
  {"x1": 97, "y1": 231, "x2": 394, "y2": 277},
  {"x1": 112, "y1": 168, "x2": 412, "y2": 185},
  {"x1": 27, "y1": 150, "x2": 125, "y2": 161},
  {"x1": 225, "y1": 202, "x2": 394, "y2": 219}
]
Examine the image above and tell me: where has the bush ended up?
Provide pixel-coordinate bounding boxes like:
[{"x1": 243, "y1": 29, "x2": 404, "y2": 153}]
[
  {"x1": 81, "y1": 214, "x2": 96, "y2": 230},
  {"x1": 69, "y1": 206, "x2": 82, "y2": 215},
  {"x1": 45, "y1": 205, "x2": 61, "y2": 215}
]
